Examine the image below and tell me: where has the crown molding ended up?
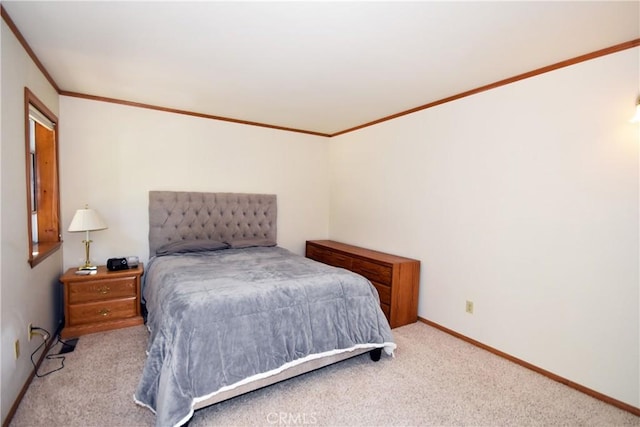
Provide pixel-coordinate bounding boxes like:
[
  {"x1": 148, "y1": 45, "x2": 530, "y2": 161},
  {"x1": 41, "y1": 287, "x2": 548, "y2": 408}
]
[
  {"x1": 3, "y1": 6, "x2": 638, "y2": 138},
  {"x1": 331, "y1": 38, "x2": 640, "y2": 137}
]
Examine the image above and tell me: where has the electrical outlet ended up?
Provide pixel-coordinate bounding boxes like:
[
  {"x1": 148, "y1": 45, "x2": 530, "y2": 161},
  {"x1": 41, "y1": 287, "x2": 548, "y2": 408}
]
[
  {"x1": 28, "y1": 323, "x2": 33, "y2": 341},
  {"x1": 14, "y1": 339, "x2": 20, "y2": 359},
  {"x1": 465, "y1": 300, "x2": 474, "y2": 314}
]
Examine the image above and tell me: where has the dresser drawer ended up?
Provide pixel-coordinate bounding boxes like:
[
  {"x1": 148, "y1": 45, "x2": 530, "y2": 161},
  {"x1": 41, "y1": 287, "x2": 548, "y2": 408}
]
[
  {"x1": 371, "y1": 281, "x2": 391, "y2": 305},
  {"x1": 307, "y1": 245, "x2": 353, "y2": 269},
  {"x1": 69, "y1": 298, "x2": 138, "y2": 326},
  {"x1": 69, "y1": 277, "x2": 137, "y2": 304},
  {"x1": 305, "y1": 244, "x2": 326, "y2": 262},
  {"x1": 380, "y1": 302, "x2": 390, "y2": 319},
  {"x1": 352, "y1": 259, "x2": 392, "y2": 285}
]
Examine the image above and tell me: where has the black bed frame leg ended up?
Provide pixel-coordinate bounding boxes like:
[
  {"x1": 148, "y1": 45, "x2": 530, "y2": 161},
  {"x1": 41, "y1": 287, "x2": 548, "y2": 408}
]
[{"x1": 369, "y1": 348, "x2": 382, "y2": 362}]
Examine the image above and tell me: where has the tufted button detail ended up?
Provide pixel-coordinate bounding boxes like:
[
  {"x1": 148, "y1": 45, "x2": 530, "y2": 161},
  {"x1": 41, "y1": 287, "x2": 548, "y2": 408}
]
[{"x1": 150, "y1": 192, "x2": 277, "y2": 255}]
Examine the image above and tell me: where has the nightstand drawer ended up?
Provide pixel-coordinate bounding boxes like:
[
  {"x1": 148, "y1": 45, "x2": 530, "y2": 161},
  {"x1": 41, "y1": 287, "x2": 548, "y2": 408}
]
[
  {"x1": 68, "y1": 298, "x2": 138, "y2": 326},
  {"x1": 352, "y1": 259, "x2": 392, "y2": 285},
  {"x1": 69, "y1": 277, "x2": 137, "y2": 304}
]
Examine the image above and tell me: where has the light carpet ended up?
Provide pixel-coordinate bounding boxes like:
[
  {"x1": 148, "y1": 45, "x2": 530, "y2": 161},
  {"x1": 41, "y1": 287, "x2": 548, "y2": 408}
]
[{"x1": 10, "y1": 322, "x2": 640, "y2": 426}]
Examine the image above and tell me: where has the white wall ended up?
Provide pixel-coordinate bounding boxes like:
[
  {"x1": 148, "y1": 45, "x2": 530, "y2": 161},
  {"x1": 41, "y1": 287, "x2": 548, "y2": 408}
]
[
  {"x1": 59, "y1": 97, "x2": 330, "y2": 269},
  {"x1": 330, "y1": 48, "x2": 639, "y2": 407},
  {"x1": 1, "y1": 21, "x2": 62, "y2": 422}
]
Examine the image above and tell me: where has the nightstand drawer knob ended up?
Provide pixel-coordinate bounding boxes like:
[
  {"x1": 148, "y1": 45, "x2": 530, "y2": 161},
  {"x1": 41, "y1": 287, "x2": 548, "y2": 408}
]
[
  {"x1": 98, "y1": 308, "x2": 111, "y2": 317},
  {"x1": 97, "y1": 286, "x2": 110, "y2": 294}
]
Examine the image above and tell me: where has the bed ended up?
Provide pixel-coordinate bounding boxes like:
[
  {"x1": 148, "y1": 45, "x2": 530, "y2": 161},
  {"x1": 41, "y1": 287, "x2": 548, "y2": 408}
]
[{"x1": 133, "y1": 191, "x2": 396, "y2": 426}]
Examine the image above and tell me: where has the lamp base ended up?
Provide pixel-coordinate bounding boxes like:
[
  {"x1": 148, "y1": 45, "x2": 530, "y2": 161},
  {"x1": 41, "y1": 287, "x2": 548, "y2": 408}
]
[{"x1": 78, "y1": 265, "x2": 98, "y2": 271}]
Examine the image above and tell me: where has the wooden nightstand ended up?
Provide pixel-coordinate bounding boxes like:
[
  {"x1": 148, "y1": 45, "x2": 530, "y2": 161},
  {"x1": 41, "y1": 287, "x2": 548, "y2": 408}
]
[
  {"x1": 59, "y1": 264, "x2": 144, "y2": 338},
  {"x1": 306, "y1": 240, "x2": 420, "y2": 328}
]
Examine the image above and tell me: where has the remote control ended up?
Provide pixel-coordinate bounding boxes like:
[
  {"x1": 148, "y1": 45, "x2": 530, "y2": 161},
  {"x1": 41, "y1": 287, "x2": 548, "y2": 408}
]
[{"x1": 74, "y1": 270, "x2": 96, "y2": 275}]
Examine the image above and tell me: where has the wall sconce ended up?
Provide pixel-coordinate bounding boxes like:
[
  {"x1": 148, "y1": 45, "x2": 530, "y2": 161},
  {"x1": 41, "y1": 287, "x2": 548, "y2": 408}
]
[
  {"x1": 630, "y1": 96, "x2": 640, "y2": 123},
  {"x1": 68, "y1": 205, "x2": 107, "y2": 270}
]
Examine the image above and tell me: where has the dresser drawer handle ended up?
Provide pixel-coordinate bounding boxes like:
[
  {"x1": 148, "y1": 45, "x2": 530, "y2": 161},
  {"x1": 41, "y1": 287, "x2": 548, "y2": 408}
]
[
  {"x1": 97, "y1": 286, "x2": 110, "y2": 294},
  {"x1": 98, "y1": 308, "x2": 111, "y2": 317}
]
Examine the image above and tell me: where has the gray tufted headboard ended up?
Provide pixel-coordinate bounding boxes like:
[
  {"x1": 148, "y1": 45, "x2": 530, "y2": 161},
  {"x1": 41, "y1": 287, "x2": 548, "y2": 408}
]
[{"x1": 148, "y1": 191, "x2": 277, "y2": 257}]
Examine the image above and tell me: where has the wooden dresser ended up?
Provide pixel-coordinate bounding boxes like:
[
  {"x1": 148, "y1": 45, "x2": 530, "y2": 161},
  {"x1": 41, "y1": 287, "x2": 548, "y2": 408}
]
[
  {"x1": 59, "y1": 264, "x2": 144, "y2": 338},
  {"x1": 306, "y1": 240, "x2": 420, "y2": 328}
]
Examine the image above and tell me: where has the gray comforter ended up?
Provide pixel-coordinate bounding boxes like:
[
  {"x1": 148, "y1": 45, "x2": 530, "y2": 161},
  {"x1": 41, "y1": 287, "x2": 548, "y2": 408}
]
[{"x1": 134, "y1": 246, "x2": 395, "y2": 426}]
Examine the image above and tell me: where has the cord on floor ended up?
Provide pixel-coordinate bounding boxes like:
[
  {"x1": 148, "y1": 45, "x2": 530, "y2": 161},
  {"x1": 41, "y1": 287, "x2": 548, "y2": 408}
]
[{"x1": 30, "y1": 327, "x2": 75, "y2": 377}]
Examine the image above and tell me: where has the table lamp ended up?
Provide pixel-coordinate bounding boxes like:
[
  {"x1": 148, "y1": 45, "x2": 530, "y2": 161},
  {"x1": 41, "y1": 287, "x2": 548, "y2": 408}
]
[{"x1": 68, "y1": 205, "x2": 107, "y2": 270}]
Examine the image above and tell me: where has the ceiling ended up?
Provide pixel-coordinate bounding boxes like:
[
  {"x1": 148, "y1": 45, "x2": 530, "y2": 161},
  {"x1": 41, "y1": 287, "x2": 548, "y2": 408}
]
[{"x1": 3, "y1": 1, "x2": 639, "y2": 136}]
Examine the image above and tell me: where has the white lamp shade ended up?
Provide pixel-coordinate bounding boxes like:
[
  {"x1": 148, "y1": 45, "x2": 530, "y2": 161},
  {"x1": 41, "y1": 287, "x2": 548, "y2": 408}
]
[
  {"x1": 630, "y1": 103, "x2": 640, "y2": 123},
  {"x1": 68, "y1": 207, "x2": 108, "y2": 232}
]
